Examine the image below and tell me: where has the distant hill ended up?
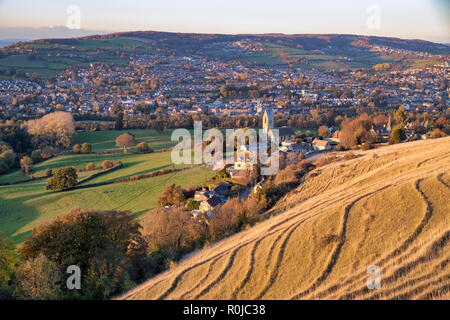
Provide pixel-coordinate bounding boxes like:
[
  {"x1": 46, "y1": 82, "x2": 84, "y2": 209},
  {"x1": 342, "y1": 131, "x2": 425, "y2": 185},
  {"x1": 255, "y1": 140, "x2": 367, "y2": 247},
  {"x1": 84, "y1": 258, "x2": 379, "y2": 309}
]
[
  {"x1": 0, "y1": 31, "x2": 449, "y2": 80},
  {"x1": 120, "y1": 137, "x2": 450, "y2": 300},
  {"x1": 0, "y1": 39, "x2": 29, "y2": 49}
]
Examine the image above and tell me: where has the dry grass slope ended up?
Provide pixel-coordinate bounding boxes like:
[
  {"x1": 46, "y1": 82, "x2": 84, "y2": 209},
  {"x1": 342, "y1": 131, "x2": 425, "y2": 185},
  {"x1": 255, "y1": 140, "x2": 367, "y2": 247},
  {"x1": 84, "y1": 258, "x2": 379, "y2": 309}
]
[{"x1": 120, "y1": 137, "x2": 450, "y2": 300}]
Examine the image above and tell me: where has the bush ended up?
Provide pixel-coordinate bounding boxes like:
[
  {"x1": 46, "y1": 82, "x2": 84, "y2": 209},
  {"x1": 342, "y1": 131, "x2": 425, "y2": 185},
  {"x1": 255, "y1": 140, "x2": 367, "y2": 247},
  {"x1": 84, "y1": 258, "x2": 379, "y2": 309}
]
[
  {"x1": 334, "y1": 144, "x2": 346, "y2": 151},
  {"x1": 86, "y1": 162, "x2": 95, "y2": 171},
  {"x1": 315, "y1": 154, "x2": 339, "y2": 167},
  {"x1": 20, "y1": 156, "x2": 33, "y2": 175},
  {"x1": 186, "y1": 199, "x2": 200, "y2": 211},
  {"x1": 427, "y1": 128, "x2": 446, "y2": 139},
  {"x1": 45, "y1": 168, "x2": 52, "y2": 177},
  {"x1": 30, "y1": 150, "x2": 42, "y2": 163},
  {"x1": 209, "y1": 198, "x2": 262, "y2": 241},
  {"x1": 102, "y1": 160, "x2": 113, "y2": 169},
  {"x1": 72, "y1": 144, "x2": 81, "y2": 153},
  {"x1": 113, "y1": 160, "x2": 123, "y2": 167},
  {"x1": 136, "y1": 142, "x2": 153, "y2": 153},
  {"x1": 342, "y1": 152, "x2": 360, "y2": 161},
  {"x1": 80, "y1": 143, "x2": 92, "y2": 154},
  {"x1": 390, "y1": 127, "x2": 406, "y2": 144},
  {"x1": 361, "y1": 142, "x2": 372, "y2": 151},
  {"x1": 46, "y1": 167, "x2": 78, "y2": 191},
  {"x1": 41, "y1": 146, "x2": 56, "y2": 159}
]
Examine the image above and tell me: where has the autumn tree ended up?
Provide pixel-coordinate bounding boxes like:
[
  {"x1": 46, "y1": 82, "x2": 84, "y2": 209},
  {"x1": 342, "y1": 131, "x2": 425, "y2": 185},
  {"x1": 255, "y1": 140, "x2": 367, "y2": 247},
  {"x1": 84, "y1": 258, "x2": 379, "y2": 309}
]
[
  {"x1": 19, "y1": 209, "x2": 141, "y2": 299},
  {"x1": 147, "y1": 207, "x2": 197, "y2": 258},
  {"x1": 115, "y1": 132, "x2": 135, "y2": 153},
  {"x1": 46, "y1": 167, "x2": 78, "y2": 191},
  {"x1": 20, "y1": 156, "x2": 33, "y2": 175},
  {"x1": 318, "y1": 125, "x2": 330, "y2": 138},
  {"x1": 157, "y1": 184, "x2": 185, "y2": 207},
  {"x1": 339, "y1": 114, "x2": 376, "y2": 148},
  {"x1": 26, "y1": 112, "x2": 74, "y2": 149},
  {"x1": 14, "y1": 254, "x2": 63, "y2": 300}
]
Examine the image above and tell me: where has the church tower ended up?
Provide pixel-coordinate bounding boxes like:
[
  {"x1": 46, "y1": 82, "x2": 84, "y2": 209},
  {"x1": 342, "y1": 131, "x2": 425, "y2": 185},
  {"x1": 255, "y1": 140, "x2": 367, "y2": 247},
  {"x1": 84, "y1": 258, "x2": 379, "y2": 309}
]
[{"x1": 263, "y1": 109, "x2": 274, "y2": 133}]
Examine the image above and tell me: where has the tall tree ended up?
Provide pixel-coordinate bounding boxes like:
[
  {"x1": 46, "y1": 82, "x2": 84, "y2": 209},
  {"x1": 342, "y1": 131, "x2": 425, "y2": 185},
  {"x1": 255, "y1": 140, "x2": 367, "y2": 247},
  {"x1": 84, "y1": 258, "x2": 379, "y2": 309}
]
[{"x1": 115, "y1": 111, "x2": 124, "y2": 130}]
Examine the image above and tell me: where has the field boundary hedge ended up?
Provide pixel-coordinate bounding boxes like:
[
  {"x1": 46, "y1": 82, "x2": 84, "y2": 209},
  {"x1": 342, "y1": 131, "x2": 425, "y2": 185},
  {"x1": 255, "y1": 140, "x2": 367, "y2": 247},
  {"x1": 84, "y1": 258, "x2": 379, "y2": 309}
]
[{"x1": 75, "y1": 165, "x2": 198, "y2": 190}]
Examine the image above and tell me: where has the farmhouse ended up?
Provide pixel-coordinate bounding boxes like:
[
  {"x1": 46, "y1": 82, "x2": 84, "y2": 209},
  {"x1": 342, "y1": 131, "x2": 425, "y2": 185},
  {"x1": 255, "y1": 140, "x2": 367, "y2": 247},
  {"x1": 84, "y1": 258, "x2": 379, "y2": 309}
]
[
  {"x1": 199, "y1": 195, "x2": 222, "y2": 215},
  {"x1": 312, "y1": 138, "x2": 331, "y2": 151}
]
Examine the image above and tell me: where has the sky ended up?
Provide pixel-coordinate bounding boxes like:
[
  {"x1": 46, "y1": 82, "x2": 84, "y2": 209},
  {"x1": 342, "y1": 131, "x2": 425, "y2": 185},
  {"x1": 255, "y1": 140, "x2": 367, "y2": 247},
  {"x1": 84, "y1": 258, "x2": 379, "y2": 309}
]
[{"x1": 0, "y1": 0, "x2": 449, "y2": 43}]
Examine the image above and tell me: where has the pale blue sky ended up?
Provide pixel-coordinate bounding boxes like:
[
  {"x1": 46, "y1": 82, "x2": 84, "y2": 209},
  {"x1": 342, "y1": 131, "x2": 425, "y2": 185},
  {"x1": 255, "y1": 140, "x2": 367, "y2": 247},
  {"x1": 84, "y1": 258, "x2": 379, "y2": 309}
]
[{"x1": 0, "y1": 0, "x2": 448, "y2": 42}]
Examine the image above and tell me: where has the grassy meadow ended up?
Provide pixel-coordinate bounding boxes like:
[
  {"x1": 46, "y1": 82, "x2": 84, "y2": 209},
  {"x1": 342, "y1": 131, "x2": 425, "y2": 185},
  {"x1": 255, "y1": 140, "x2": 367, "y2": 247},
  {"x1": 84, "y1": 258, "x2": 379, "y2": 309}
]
[
  {"x1": 0, "y1": 129, "x2": 214, "y2": 244},
  {"x1": 72, "y1": 129, "x2": 187, "y2": 153},
  {"x1": 120, "y1": 137, "x2": 450, "y2": 300}
]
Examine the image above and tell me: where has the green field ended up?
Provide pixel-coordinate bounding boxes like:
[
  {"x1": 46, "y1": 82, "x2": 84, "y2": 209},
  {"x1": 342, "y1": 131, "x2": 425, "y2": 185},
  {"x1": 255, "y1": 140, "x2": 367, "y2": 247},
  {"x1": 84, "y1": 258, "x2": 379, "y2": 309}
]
[
  {"x1": 0, "y1": 129, "x2": 214, "y2": 244},
  {"x1": 0, "y1": 37, "x2": 153, "y2": 79},
  {"x1": 73, "y1": 129, "x2": 188, "y2": 153}
]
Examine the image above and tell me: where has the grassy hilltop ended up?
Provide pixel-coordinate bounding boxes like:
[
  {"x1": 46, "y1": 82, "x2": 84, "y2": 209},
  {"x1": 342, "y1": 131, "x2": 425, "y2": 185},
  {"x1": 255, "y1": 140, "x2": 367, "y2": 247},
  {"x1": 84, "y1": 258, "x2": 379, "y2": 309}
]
[{"x1": 120, "y1": 137, "x2": 450, "y2": 300}]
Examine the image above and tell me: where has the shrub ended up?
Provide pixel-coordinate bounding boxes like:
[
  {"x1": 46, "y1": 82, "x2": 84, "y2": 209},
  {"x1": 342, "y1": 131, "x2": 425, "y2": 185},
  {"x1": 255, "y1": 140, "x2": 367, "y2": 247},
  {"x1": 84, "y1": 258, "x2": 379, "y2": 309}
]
[
  {"x1": 86, "y1": 162, "x2": 95, "y2": 171},
  {"x1": 20, "y1": 156, "x2": 33, "y2": 174},
  {"x1": 30, "y1": 150, "x2": 42, "y2": 163},
  {"x1": 315, "y1": 154, "x2": 339, "y2": 167},
  {"x1": 136, "y1": 142, "x2": 152, "y2": 153},
  {"x1": 390, "y1": 127, "x2": 406, "y2": 144},
  {"x1": 113, "y1": 160, "x2": 123, "y2": 167},
  {"x1": 45, "y1": 168, "x2": 52, "y2": 177},
  {"x1": 361, "y1": 142, "x2": 372, "y2": 151},
  {"x1": 209, "y1": 198, "x2": 262, "y2": 241},
  {"x1": 186, "y1": 199, "x2": 200, "y2": 211},
  {"x1": 41, "y1": 146, "x2": 56, "y2": 159},
  {"x1": 427, "y1": 128, "x2": 446, "y2": 139},
  {"x1": 102, "y1": 160, "x2": 114, "y2": 169},
  {"x1": 343, "y1": 152, "x2": 360, "y2": 161},
  {"x1": 334, "y1": 144, "x2": 346, "y2": 151},
  {"x1": 46, "y1": 167, "x2": 78, "y2": 191},
  {"x1": 80, "y1": 142, "x2": 92, "y2": 154},
  {"x1": 72, "y1": 144, "x2": 81, "y2": 153}
]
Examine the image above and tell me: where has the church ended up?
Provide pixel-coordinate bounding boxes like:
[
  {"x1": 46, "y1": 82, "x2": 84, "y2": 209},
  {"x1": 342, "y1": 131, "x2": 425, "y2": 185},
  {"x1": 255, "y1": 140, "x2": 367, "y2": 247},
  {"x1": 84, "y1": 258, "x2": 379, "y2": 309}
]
[{"x1": 262, "y1": 108, "x2": 295, "y2": 142}]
